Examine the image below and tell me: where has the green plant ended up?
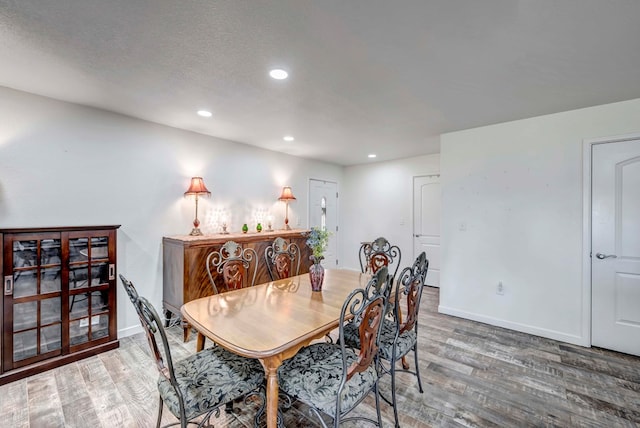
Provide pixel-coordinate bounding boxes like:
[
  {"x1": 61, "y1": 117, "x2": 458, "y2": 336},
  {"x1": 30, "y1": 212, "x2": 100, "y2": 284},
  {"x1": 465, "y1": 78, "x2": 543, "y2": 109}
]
[{"x1": 306, "y1": 227, "x2": 331, "y2": 259}]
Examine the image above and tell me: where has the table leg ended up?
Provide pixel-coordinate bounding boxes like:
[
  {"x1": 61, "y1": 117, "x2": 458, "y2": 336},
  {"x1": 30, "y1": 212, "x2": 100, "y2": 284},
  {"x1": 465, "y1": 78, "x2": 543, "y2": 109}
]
[
  {"x1": 196, "y1": 332, "x2": 206, "y2": 352},
  {"x1": 261, "y1": 356, "x2": 283, "y2": 428},
  {"x1": 182, "y1": 319, "x2": 191, "y2": 342},
  {"x1": 164, "y1": 309, "x2": 172, "y2": 328},
  {"x1": 402, "y1": 356, "x2": 410, "y2": 370},
  {"x1": 396, "y1": 300, "x2": 410, "y2": 370}
]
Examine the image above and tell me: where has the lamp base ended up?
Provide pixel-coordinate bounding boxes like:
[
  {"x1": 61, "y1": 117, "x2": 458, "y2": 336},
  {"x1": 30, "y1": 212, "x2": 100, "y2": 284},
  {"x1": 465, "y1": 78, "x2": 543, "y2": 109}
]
[
  {"x1": 283, "y1": 224, "x2": 291, "y2": 230},
  {"x1": 189, "y1": 227, "x2": 203, "y2": 236}
]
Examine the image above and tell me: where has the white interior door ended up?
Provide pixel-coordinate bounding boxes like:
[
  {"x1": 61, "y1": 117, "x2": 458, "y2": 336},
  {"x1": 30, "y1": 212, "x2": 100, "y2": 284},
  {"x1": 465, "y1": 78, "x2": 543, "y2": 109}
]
[
  {"x1": 591, "y1": 138, "x2": 640, "y2": 355},
  {"x1": 309, "y1": 179, "x2": 338, "y2": 267},
  {"x1": 413, "y1": 175, "x2": 441, "y2": 287}
]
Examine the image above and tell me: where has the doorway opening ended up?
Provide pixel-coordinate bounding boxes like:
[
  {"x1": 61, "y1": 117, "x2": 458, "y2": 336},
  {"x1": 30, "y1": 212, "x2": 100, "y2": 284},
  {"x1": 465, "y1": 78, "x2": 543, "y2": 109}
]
[{"x1": 309, "y1": 179, "x2": 338, "y2": 267}]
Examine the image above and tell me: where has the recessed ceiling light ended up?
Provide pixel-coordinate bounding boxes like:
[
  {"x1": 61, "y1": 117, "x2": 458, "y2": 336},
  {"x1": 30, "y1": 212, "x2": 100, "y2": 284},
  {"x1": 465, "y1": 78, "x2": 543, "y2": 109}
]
[
  {"x1": 368, "y1": 154, "x2": 377, "y2": 158},
  {"x1": 197, "y1": 110, "x2": 212, "y2": 118},
  {"x1": 283, "y1": 136, "x2": 295, "y2": 142},
  {"x1": 269, "y1": 69, "x2": 288, "y2": 80}
]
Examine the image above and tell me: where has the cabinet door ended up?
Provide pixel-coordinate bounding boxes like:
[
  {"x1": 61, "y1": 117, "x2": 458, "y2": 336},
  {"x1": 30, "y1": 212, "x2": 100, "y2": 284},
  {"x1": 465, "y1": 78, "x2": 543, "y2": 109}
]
[
  {"x1": 3, "y1": 232, "x2": 63, "y2": 370},
  {"x1": 66, "y1": 230, "x2": 116, "y2": 352}
]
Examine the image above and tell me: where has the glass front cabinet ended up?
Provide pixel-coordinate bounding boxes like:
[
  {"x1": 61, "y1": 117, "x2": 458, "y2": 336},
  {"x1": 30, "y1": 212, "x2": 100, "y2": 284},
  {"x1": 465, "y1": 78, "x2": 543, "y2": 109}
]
[{"x1": 1, "y1": 225, "x2": 119, "y2": 384}]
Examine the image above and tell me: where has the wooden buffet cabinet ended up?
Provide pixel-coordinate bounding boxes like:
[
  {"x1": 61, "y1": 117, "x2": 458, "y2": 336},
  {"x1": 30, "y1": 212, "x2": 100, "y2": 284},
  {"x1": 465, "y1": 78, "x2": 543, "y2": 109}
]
[
  {"x1": 1, "y1": 225, "x2": 119, "y2": 385},
  {"x1": 162, "y1": 229, "x2": 311, "y2": 338}
]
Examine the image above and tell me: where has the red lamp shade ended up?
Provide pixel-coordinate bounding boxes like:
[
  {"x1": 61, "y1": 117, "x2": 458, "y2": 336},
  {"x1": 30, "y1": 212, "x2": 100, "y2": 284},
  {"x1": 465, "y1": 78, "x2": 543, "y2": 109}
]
[
  {"x1": 184, "y1": 177, "x2": 211, "y2": 197},
  {"x1": 278, "y1": 186, "x2": 297, "y2": 201}
]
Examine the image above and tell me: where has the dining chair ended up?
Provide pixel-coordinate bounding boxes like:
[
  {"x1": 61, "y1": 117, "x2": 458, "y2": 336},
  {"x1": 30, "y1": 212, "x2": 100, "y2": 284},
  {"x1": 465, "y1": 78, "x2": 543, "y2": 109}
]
[
  {"x1": 119, "y1": 274, "x2": 265, "y2": 428},
  {"x1": 344, "y1": 252, "x2": 429, "y2": 428},
  {"x1": 359, "y1": 237, "x2": 401, "y2": 280},
  {"x1": 277, "y1": 267, "x2": 392, "y2": 428},
  {"x1": 206, "y1": 240, "x2": 258, "y2": 294},
  {"x1": 264, "y1": 237, "x2": 300, "y2": 281}
]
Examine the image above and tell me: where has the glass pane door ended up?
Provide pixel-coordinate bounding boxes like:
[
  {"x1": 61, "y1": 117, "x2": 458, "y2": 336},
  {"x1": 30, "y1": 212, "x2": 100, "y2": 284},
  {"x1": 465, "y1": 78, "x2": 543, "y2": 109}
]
[
  {"x1": 68, "y1": 235, "x2": 111, "y2": 347},
  {"x1": 8, "y1": 235, "x2": 62, "y2": 366}
]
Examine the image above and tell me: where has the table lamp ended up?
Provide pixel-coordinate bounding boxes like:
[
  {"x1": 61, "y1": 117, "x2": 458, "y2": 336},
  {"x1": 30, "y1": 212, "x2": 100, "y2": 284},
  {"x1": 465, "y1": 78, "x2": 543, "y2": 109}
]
[
  {"x1": 184, "y1": 177, "x2": 211, "y2": 236},
  {"x1": 278, "y1": 186, "x2": 297, "y2": 230}
]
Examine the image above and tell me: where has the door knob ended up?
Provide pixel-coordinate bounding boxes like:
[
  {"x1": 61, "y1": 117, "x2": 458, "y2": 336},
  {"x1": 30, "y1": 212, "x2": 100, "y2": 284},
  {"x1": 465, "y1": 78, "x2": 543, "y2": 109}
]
[{"x1": 595, "y1": 253, "x2": 617, "y2": 259}]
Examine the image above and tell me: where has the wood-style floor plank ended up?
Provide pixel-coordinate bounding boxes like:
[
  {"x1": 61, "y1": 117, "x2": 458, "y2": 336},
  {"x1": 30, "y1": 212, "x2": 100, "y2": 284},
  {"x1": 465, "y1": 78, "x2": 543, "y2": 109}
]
[
  {"x1": 27, "y1": 372, "x2": 65, "y2": 427},
  {"x1": 1, "y1": 286, "x2": 640, "y2": 427},
  {"x1": 78, "y1": 355, "x2": 135, "y2": 427},
  {"x1": 55, "y1": 363, "x2": 102, "y2": 428},
  {"x1": 2, "y1": 379, "x2": 29, "y2": 428}
]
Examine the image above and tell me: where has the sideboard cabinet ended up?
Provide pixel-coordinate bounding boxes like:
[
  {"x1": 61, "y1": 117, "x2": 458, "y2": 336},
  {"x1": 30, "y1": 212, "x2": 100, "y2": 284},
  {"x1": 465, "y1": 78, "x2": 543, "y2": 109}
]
[
  {"x1": 163, "y1": 229, "x2": 311, "y2": 338},
  {"x1": 1, "y1": 225, "x2": 120, "y2": 385}
]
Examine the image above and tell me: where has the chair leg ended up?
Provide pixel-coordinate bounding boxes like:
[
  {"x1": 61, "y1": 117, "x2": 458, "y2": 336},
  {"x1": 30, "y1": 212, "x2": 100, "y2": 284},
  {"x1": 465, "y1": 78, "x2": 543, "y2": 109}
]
[
  {"x1": 413, "y1": 344, "x2": 424, "y2": 393},
  {"x1": 391, "y1": 357, "x2": 400, "y2": 428},
  {"x1": 156, "y1": 396, "x2": 164, "y2": 428},
  {"x1": 375, "y1": 380, "x2": 383, "y2": 427}
]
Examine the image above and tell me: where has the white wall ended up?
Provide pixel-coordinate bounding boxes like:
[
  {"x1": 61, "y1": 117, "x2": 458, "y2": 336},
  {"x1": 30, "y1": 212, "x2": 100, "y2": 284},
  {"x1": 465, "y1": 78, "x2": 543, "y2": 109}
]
[
  {"x1": 342, "y1": 154, "x2": 440, "y2": 270},
  {"x1": 0, "y1": 87, "x2": 343, "y2": 337},
  {"x1": 440, "y1": 98, "x2": 640, "y2": 346}
]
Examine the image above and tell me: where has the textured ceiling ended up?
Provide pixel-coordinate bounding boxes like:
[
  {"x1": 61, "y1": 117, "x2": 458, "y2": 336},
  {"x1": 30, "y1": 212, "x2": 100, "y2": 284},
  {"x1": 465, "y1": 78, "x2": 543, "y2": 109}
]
[{"x1": 1, "y1": 1, "x2": 640, "y2": 165}]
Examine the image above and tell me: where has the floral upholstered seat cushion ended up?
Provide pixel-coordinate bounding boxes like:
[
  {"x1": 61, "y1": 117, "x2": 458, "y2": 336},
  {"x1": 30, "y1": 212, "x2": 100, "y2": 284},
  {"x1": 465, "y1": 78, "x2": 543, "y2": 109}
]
[
  {"x1": 343, "y1": 319, "x2": 417, "y2": 361},
  {"x1": 277, "y1": 343, "x2": 377, "y2": 417},
  {"x1": 158, "y1": 345, "x2": 264, "y2": 420}
]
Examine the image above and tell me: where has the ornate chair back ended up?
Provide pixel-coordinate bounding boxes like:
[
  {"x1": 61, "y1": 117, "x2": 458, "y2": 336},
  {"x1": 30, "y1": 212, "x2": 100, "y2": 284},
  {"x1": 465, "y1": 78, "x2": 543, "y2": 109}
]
[
  {"x1": 264, "y1": 237, "x2": 300, "y2": 281},
  {"x1": 206, "y1": 241, "x2": 258, "y2": 294},
  {"x1": 359, "y1": 237, "x2": 401, "y2": 279},
  {"x1": 379, "y1": 251, "x2": 429, "y2": 427},
  {"x1": 120, "y1": 275, "x2": 178, "y2": 391},
  {"x1": 395, "y1": 251, "x2": 429, "y2": 335},
  {"x1": 335, "y1": 266, "x2": 391, "y2": 415}
]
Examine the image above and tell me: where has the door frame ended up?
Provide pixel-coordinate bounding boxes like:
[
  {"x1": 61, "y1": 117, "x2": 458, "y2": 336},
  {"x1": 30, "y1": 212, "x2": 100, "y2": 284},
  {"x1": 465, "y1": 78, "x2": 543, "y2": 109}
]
[
  {"x1": 582, "y1": 132, "x2": 640, "y2": 347},
  {"x1": 307, "y1": 177, "x2": 339, "y2": 267}
]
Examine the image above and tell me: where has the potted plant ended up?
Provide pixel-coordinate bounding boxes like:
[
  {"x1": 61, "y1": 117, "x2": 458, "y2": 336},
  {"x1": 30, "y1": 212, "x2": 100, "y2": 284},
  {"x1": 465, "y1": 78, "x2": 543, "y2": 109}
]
[{"x1": 306, "y1": 227, "x2": 331, "y2": 291}]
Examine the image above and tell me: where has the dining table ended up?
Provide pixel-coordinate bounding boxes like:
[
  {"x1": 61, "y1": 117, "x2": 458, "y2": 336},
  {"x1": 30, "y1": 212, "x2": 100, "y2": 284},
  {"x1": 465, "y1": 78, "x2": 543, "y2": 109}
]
[{"x1": 181, "y1": 268, "x2": 371, "y2": 428}]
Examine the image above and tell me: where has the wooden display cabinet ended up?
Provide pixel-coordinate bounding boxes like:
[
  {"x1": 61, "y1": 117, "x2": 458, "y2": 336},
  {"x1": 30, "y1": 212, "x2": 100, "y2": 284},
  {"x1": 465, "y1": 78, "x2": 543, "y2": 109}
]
[
  {"x1": 1, "y1": 225, "x2": 120, "y2": 385},
  {"x1": 162, "y1": 229, "x2": 311, "y2": 339}
]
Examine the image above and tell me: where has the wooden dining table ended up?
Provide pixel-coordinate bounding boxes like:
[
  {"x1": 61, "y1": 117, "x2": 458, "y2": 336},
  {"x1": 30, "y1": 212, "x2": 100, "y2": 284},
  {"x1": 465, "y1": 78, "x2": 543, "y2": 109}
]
[{"x1": 181, "y1": 268, "x2": 371, "y2": 428}]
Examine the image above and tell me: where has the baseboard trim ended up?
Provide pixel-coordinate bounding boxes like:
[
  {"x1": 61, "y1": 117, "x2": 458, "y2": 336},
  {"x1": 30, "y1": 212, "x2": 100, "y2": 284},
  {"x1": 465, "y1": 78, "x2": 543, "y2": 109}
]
[
  {"x1": 438, "y1": 305, "x2": 589, "y2": 347},
  {"x1": 118, "y1": 324, "x2": 143, "y2": 338}
]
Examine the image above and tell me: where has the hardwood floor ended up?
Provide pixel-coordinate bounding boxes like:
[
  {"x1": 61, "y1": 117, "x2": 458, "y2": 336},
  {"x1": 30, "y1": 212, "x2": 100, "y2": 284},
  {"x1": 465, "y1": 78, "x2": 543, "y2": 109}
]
[{"x1": 2, "y1": 286, "x2": 640, "y2": 427}]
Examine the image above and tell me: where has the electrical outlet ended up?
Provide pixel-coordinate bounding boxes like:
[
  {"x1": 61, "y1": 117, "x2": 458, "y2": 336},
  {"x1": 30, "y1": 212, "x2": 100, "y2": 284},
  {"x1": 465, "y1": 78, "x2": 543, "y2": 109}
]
[{"x1": 496, "y1": 281, "x2": 504, "y2": 295}]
